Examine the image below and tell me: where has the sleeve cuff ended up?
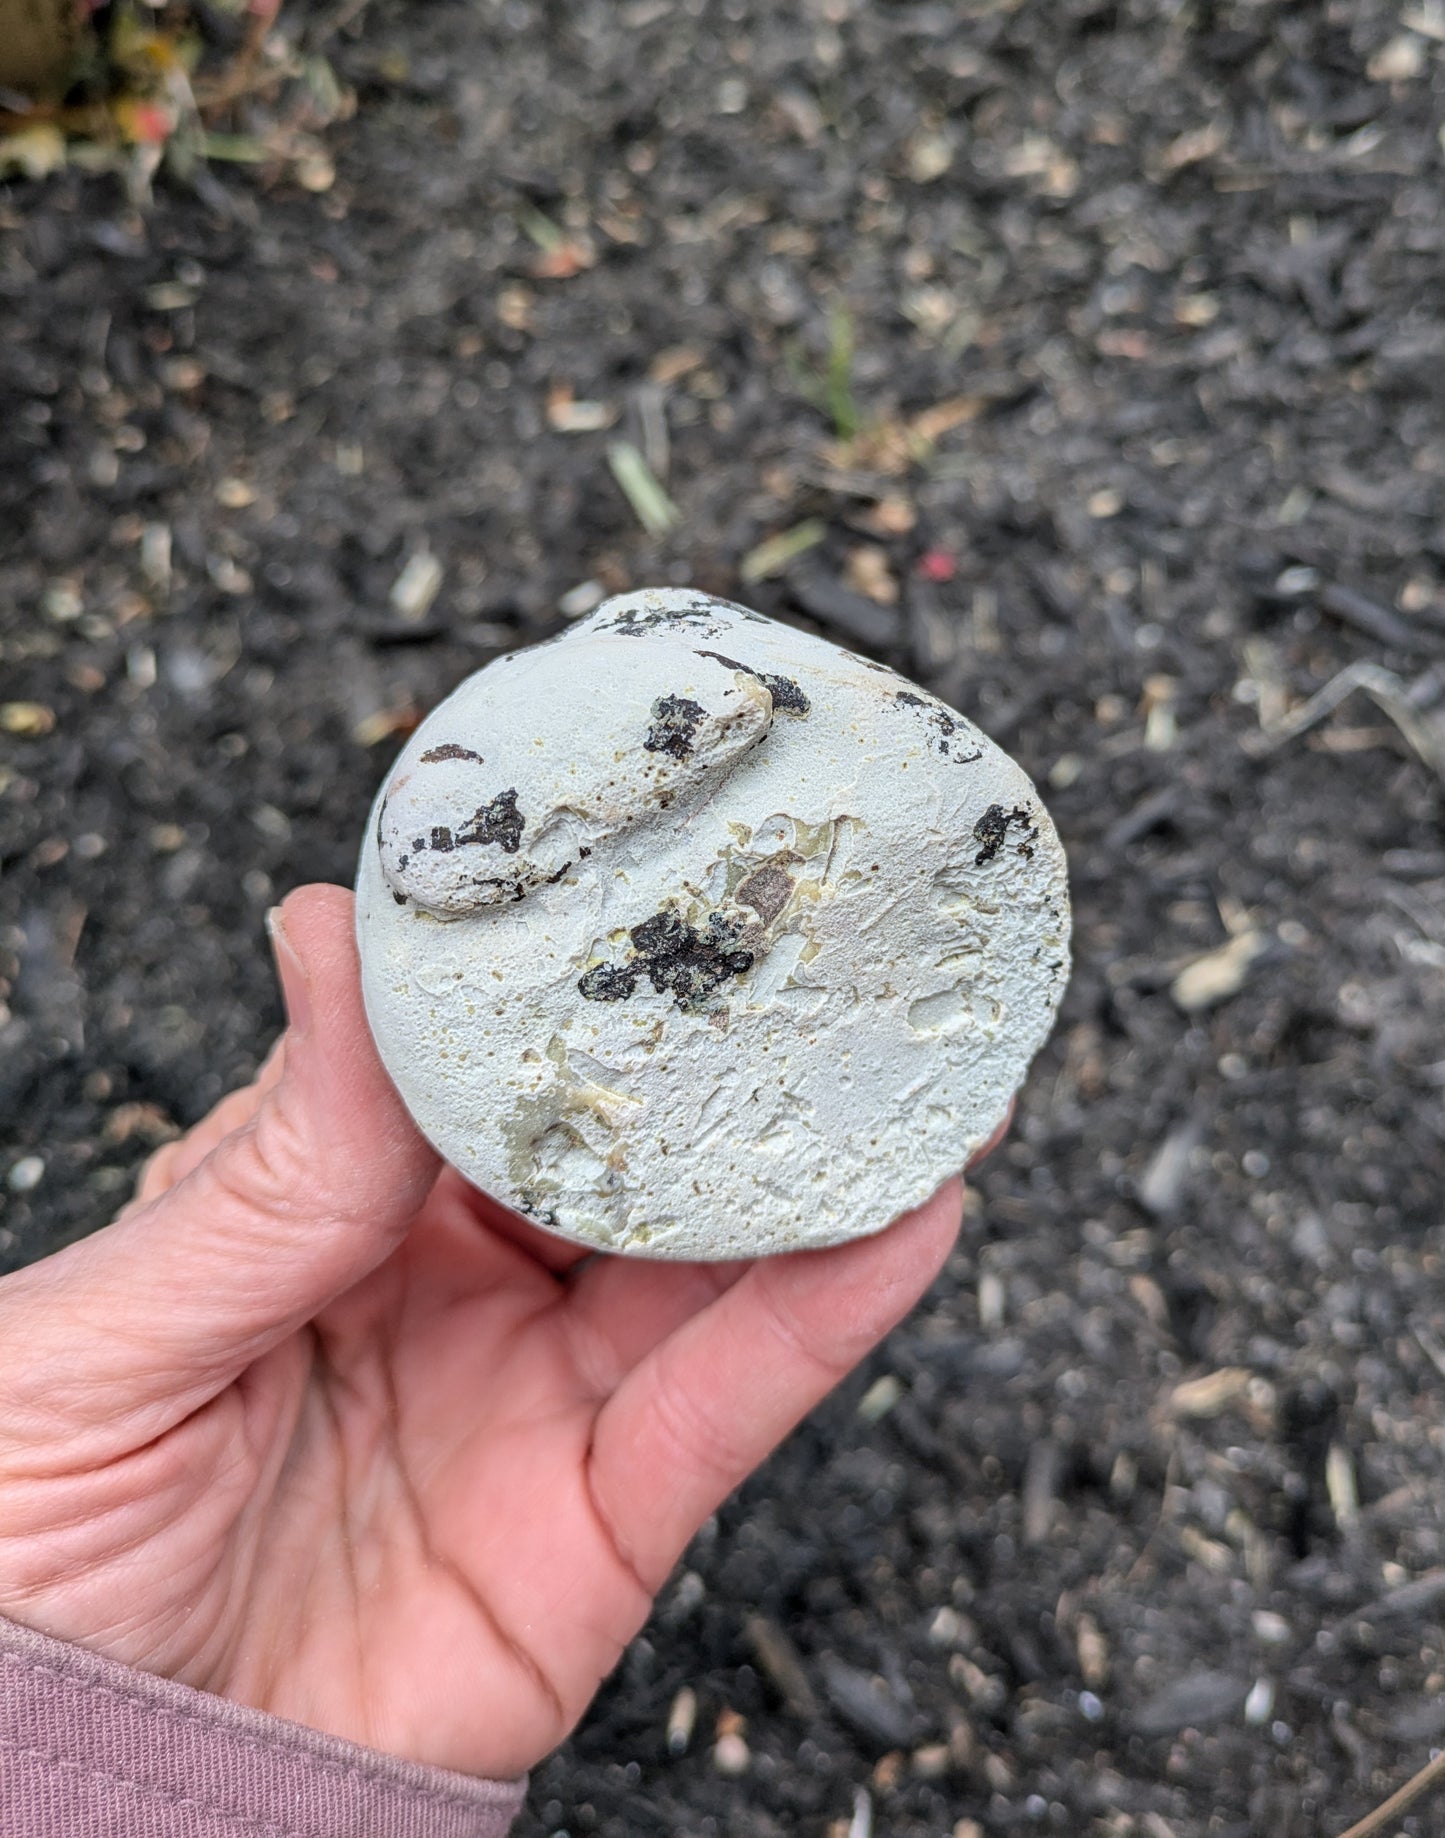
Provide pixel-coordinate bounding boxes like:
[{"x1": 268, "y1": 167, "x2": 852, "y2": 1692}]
[{"x1": 0, "y1": 1614, "x2": 526, "y2": 1837}]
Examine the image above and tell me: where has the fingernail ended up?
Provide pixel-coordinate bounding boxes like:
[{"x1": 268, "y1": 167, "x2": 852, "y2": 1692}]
[{"x1": 266, "y1": 906, "x2": 313, "y2": 1036}]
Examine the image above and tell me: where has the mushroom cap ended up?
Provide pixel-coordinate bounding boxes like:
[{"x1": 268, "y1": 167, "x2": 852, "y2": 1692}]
[{"x1": 355, "y1": 589, "x2": 1071, "y2": 1259}]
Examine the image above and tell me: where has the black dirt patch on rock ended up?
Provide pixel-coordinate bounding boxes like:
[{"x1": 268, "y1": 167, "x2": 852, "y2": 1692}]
[
  {"x1": 894, "y1": 690, "x2": 983, "y2": 762},
  {"x1": 604, "y1": 601, "x2": 721, "y2": 635},
  {"x1": 453, "y1": 788, "x2": 524, "y2": 855},
  {"x1": 418, "y1": 743, "x2": 483, "y2": 765},
  {"x1": 576, "y1": 962, "x2": 639, "y2": 1002},
  {"x1": 972, "y1": 803, "x2": 1033, "y2": 866},
  {"x1": 695, "y1": 650, "x2": 810, "y2": 716},
  {"x1": 578, "y1": 906, "x2": 754, "y2": 1011},
  {"x1": 408, "y1": 788, "x2": 523, "y2": 856},
  {"x1": 644, "y1": 694, "x2": 706, "y2": 759},
  {"x1": 631, "y1": 908, "x2": 754, "y2": 1007}
]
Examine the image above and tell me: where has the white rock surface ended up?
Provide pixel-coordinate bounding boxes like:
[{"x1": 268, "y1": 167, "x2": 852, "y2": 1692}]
[{"x1": 355, "y1": 589, "x2": 1070, "y2": 1259}]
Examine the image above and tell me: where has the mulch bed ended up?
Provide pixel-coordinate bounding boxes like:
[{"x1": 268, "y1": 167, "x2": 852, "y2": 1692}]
[{"x1": 4, "y1": 1, "x2": 1445, "y2": 1831}]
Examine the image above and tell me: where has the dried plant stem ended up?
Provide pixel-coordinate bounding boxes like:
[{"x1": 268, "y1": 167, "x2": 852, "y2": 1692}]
[{"x1": 1335, "y1": 1745, "x2": 1445, "y2": 1838}]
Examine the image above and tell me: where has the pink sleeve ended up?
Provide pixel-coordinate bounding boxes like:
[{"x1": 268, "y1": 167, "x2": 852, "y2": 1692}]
[{"x1": 0, "y1": 1615, "x2": 526, "y2": 1838}]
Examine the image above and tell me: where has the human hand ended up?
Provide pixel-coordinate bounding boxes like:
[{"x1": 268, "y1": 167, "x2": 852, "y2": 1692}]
[{"x1": 0, "y1": 885, "x2": 978, "y2": 1779}]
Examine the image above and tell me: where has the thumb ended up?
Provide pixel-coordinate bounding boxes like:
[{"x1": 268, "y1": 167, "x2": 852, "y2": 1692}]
[{"x1": 4, "y1": 884, "x2": 439, "y2": 1439}]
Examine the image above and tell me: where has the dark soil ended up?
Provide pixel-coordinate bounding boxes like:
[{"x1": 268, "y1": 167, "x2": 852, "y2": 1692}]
[{"x1": 5, "y1": 2, "x2": 1445, "y2": 1832}]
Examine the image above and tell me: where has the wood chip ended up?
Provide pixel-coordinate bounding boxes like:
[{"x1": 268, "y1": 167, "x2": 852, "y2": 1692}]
[
  {"x1": 1023, "y1": 1437, "x2": 1061, "y2": 1545},
  {"x1": 390, "y1": 552, "x2": 444, "y2": 622},
  {"x1": 1076, "y1": 1612, "x2": 1110, "y2": 1688},
  {"x1": 1168, "y1": 1367, "x2": 1253, "y2": 1419},
  {"x1": 102, "y1": 1102, "x2": 180, "y2": 1146},
  {"x1": 857, "y1": 1374, "x2": 904, "y2": 1423},
  {"x1": 1158, "y1": 121, "x2": 1227, "y2": 171},
  {"x1": 1170, "y1": 930, "x2": 1267, "y2": 1012},
  {"x1": 745, "y1": 1614, "x2": 820, "y2": 1719},
  {"x1": 860, "y1": 495, "x2": 917, "y2": 536},
  {"x1": 845, "y1": 544, "x2": 899, "y2": 606},
  {"x1": 1326, "y1": 1441, "x2": 1361, "y2": 1537},
  {"x1": 0, "y1": 703, "x2": 56, "y2": 737},
  {"x1": 648, "y1": 345, "x2": 705, "y2": 385},
  {"x1": 666, "y1": 1685, "x2": 697, "y2": 1753}
]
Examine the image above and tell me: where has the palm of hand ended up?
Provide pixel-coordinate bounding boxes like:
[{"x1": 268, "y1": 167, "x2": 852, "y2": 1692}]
[{"x1": 0, "y1": 886, "x2": 964, "y2": 1779}]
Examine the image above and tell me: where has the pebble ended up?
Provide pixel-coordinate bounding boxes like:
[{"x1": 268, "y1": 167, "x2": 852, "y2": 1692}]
[
  {"x1": 711, "y1": 1732, "x2": 750, "y2": 1776},
  {"x1": 1251, "y1": 1610, "x2": 1291, "y2": 1645},
  {"x1": 559, "y1": 579, "x2": 607, "y2": 618},
  {"x1": 1243, "y1": 1677, "x2": 1275, "y2": 1725},
  {"x1": 7, "y1": 1156, "x2": 45, "y2": 1193}
]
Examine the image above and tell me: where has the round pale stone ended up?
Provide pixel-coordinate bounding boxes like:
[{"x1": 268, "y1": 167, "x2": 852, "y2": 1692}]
[{"x1": 355, "y1": 588, "x2": 1070, "y2": 1259}]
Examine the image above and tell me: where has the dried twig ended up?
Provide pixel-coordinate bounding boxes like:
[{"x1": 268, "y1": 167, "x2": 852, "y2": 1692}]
[
  {"x1": 1260, "y1": 662, "x2": 1445, "y2": 779},
  {"x1": 1334, "y1": 1746, "x2": 1445, "y2": 1838}
]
